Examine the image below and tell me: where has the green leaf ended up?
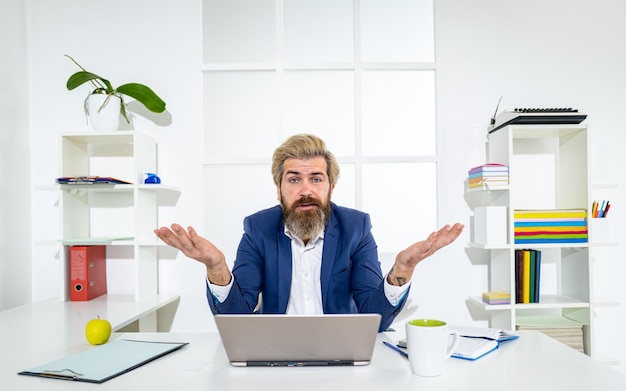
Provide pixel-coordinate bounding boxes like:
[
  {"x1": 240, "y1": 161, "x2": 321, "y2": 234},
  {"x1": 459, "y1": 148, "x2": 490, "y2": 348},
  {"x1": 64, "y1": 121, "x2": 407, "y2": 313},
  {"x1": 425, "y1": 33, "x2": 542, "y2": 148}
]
[
  {"x1": 67, "y1": 71, "x2": 113, "y2": 94},
  {"x1": 116, "y1": 83, "x2": 166, "y2": 113}
]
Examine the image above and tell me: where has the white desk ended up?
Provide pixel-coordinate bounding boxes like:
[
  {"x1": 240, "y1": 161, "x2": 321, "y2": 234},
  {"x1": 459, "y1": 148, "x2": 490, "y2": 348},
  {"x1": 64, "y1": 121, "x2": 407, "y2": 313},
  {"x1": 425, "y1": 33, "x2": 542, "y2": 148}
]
[{"x1": 3, "y1": 329, "x2": 626, "y2": 390}]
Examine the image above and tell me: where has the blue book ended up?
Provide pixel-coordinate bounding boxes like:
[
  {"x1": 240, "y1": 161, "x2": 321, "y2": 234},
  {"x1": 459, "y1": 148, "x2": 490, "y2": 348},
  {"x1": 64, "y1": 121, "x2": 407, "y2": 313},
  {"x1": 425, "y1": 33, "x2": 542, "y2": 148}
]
[
  {"x1": 534, "y1": 250, "x2": 542, "y2": 303},
  {"x1": 514, "y1": 238, "x2": 588, "y2": 244}
]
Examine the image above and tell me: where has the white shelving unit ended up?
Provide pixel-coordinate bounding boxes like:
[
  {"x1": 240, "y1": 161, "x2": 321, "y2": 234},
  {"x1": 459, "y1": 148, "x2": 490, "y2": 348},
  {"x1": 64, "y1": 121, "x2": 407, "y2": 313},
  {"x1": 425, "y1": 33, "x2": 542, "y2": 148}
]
[
  {"x1": 465, "y1": 124, "x2": 618, "y2": 360},
  {"x1": 52, "y1": 131, "x2": 180, "y2": 304}
]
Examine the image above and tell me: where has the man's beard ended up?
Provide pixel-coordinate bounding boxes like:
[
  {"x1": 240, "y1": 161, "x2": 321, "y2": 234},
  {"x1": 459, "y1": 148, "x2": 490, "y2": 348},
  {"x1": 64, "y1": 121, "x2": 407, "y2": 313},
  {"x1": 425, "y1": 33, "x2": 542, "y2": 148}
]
[{"x1": 282, "y1": 195, "x2": 331, "y2": 241}]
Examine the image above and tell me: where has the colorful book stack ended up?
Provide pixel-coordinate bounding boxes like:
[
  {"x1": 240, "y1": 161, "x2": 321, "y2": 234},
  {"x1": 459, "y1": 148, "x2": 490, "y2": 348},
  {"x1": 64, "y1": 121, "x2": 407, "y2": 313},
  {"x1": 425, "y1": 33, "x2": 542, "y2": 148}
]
[
  {"x1": 515, "y1": 249, "x2": 541, "y2": 304},
  {"x1": 514, "y1": 209, "x2": 588, "y2": 244},
  {"x1": 482, "y1": 290, "x2": 511, "y2": 305},
  {"x1": 467, "y1": 163, "x2": 509, "y2": 189}
]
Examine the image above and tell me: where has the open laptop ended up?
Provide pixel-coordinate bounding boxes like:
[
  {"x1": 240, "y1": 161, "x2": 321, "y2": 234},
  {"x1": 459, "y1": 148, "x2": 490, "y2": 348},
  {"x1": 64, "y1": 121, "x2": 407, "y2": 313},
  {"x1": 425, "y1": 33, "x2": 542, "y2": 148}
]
[{"x1": 214, "y1": 313, "x2": 381, "y2": 367}]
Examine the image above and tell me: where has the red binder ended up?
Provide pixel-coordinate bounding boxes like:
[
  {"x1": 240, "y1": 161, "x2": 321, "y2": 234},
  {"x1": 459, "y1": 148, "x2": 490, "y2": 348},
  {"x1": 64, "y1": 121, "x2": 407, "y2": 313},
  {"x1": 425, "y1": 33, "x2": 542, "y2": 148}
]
[{"x1": 69, "y1": 245, "x2": 107, "y2": 301}]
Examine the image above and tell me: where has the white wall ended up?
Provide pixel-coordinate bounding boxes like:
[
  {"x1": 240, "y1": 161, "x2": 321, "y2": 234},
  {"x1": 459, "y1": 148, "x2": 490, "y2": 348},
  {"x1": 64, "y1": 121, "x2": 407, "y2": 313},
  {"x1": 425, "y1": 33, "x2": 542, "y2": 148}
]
[
  {"x1": 14, "y1": 0, "x2": 626, "y2": 373},
  {"x1": 0, "y1": 0, "x2": 32, "y2": 310}
]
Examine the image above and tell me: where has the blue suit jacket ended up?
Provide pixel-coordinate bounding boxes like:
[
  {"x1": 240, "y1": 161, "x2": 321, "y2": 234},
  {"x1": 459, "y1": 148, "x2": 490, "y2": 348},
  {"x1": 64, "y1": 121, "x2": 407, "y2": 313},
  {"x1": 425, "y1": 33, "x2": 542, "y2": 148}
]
[{"x1": 207, "y1": 203, "x2": 408, "y2": 331}]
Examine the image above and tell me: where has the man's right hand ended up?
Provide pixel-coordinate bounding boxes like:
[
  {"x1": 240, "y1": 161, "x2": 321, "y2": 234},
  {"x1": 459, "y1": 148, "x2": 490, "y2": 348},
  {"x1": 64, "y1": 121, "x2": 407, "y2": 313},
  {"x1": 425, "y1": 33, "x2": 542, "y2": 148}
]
[{"x1": 154, "y1": 224, "x2": 232, "y2": 286}]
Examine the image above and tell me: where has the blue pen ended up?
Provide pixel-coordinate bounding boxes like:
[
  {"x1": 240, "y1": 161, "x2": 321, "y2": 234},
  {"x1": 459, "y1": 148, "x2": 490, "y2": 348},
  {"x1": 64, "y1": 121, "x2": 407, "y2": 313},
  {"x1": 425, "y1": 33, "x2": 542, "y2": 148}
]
[
  {"x1": 383, "y1": 341, "x2": 409, "y2": 359},
  {"x1": 598, "y1": 200, "x2": 606, "y2": 218}
]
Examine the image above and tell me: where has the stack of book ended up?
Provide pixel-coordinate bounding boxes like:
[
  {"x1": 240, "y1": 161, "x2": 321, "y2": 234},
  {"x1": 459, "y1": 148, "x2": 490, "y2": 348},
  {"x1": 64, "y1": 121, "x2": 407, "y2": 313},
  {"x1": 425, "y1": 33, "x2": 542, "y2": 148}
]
[
  {"x1": 514, "y1": 209, "x2": 588, "y2": 244},
  {"x1": 516, "y1": 316, "x2": 584, "y2": 353},
  {"x1": 467, "y1": 163, "x2": 509, "y2": 189},
  {"x1": 514, "y1": 249, "x2": 541, "y2": 303}
]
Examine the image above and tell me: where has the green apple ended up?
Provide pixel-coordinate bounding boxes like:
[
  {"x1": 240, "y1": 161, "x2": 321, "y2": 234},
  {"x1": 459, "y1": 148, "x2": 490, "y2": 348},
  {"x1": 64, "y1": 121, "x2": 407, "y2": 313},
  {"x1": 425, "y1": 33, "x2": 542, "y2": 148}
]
[{"x1": 85, "y1": 316, "x2": 112, "y2": 345}]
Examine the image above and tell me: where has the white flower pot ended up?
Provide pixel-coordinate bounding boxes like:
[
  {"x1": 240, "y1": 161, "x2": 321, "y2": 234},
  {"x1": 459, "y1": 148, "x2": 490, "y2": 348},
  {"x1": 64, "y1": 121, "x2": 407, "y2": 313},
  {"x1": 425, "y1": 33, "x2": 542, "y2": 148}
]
[{"x1": 86, "y1": 94, "x2": 122, "y2": 131}]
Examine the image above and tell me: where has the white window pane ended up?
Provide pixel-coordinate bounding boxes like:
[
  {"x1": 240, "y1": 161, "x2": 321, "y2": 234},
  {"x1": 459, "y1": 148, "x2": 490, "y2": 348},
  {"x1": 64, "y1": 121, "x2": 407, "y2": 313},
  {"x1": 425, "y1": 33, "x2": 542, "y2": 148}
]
[
  {"x1": 361, "y1": 0, "x2": 434, "y2": 62},
  {"x1": 330, "y1": 163, "x2": 356, "y2": 209},
  {"x1": 362, "y1": 163, "x2": 437, "y2": 253},
  {"x1": 283, "y1": 0, "x2": 354, "y2": 63},
  {"x1": 203, "y1": 71, "x2": 280, "y2": 160},
  {"x1": 361, "y1": 70, "x2": 436, "y2": 156},
  {"x1": 281, "y1": 71, "x2": 355, "y2": 157},
  {"x1": 204, "y1": 165, "x2": 278, "y2": 263},
  {"x1": 203, "y1": 0, "x2": 276, "y2": 63}
]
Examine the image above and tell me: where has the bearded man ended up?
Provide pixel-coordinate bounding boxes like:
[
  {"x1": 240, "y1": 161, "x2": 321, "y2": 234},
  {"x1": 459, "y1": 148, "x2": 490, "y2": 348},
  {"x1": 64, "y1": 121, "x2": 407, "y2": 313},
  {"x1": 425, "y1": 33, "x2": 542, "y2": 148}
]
[{"x1": 154, "y1": 134, "x2": 463, "y2": 332}]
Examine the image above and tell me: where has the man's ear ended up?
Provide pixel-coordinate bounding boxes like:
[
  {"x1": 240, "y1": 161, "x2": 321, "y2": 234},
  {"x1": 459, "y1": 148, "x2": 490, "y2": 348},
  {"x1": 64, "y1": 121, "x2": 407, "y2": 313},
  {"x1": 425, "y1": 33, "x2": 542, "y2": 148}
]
[{"x1": 276, "y1": 183, "x2": 281, "y2": 201}]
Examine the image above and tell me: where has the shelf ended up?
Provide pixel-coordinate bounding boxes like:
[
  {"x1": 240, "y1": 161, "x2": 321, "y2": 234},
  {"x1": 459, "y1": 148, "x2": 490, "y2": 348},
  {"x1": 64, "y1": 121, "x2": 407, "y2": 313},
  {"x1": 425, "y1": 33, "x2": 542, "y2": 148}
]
[
  {"x1": 60, "y1": 237, "x2": 134, "y2": 245},
  {"x1": 37, "y1": 185, "x2": 180, "y2": 206},
  {"x1": 465, "y1": 185, "x2": 510, "y2": 193},
  {"x1": 45, "y1": 131, "x2": 181, "y2": 303},
  {"x1": 57, "y1": 238, "x2": 169, "y2": 247},
  {"x1": 468, "y1": 296, "x2": 513, "y2": 310},
  {"x1": 513, "y1": 295, "x2": 590, "y2": 309},
  {"x1": 505, "y1": 124, "x2": 587, "y2": 138},
  {"x1": 467, "y1": 242, "x2": 510, "y2": 250},
  {"x1": 466, "y1": 242, "x2": 590, "y2": 250},
  {"x1": 590, "y1": 241, "x2": 618, "y2": 248},
  {"x1": 592, "y1": 297, "x2": 620, "y2": 307},
  {"x1": 591, "y1": 182, "x2": 618, "y2": 190},
  {"x1": 512, "y1": 242, "x2": 589, "y2": 250},
  {"x1": 60, "y1": 130, "x2": 140, "y2": 144},
  {"x1": 469, "y1": 295, "x2": 590, "y2": 312},
  {"x1": 466, "y1": 123, "x2": 615, "y2": 359},
  {"x1": 0, "y1": 294, "x2": 180, "y2": 337}
]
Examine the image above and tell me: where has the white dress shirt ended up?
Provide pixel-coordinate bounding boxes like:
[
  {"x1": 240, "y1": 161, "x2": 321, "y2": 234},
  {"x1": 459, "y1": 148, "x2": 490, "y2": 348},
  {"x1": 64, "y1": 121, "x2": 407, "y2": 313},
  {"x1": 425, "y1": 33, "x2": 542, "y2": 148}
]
[{"x1": 209, "y1": 228, "x2": 410, "y2": 312}]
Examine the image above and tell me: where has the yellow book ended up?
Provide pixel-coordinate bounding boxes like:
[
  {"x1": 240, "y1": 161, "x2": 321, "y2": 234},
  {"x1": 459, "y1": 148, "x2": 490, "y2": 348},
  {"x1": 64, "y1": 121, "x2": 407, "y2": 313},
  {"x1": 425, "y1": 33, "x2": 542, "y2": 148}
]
[
  {"x1": 523, "y1": 250, "x2": 530, "y2": 304},
  {"x1": 514, "y1": 209, "x2": 587, "y2": 219}
]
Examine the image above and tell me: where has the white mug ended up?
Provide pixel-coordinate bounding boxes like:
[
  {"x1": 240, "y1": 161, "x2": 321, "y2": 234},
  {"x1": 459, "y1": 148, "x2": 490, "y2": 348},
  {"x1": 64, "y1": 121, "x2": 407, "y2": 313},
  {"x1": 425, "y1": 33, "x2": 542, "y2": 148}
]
[{"x1": 406, "y1": 319, "x2": 459, "y2": 377}]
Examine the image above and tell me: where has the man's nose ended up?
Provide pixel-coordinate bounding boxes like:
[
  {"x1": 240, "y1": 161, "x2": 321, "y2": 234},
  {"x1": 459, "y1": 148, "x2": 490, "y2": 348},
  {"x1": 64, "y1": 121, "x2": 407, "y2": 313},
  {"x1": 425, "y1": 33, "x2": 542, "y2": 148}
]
[{"x1": 299, "y1": 182, "x2": 312, "y2": 197}]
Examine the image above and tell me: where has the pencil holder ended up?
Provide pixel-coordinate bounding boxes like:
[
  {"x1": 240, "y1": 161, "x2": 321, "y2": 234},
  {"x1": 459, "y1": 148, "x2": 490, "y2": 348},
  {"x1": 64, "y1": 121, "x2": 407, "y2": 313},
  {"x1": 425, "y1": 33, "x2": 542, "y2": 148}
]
[
  {"x1": 590, "y1": 218, "x2": 611, "y2": 242},
  {"x1": 473, "y1": 206, "x2": 508, "y2": 245}
]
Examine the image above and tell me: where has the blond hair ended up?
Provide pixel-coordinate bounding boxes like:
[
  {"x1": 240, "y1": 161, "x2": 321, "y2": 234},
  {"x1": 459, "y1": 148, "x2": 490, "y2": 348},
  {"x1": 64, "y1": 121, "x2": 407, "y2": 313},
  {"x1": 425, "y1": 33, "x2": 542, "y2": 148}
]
[{"x1": 271, "y1": 134, "x2": 340, "y2": 186}]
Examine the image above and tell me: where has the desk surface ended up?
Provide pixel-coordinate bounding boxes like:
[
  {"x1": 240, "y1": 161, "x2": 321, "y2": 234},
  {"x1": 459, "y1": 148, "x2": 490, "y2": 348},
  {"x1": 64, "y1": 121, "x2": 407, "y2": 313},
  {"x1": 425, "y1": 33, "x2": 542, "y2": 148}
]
[{"x1": 3, "y1": 329, "x2": 626, "y2": 390}]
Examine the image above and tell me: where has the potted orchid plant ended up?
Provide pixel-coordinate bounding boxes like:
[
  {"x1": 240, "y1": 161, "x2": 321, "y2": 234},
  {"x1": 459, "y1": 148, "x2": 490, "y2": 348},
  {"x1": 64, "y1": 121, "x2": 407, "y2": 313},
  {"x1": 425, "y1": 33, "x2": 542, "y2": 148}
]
[{"x1": 65, "y1": 54, "x2": 166, "y2": 130}]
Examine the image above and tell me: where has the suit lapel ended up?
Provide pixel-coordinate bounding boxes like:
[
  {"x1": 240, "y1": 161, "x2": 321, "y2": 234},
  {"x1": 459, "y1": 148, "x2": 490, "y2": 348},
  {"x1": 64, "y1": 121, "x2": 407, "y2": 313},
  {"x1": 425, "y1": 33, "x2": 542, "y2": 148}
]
[
  {"x1": 276, "y1": 228, "x2": 292, "y2": 313},
  {"x1": 320, "y1": 208, "x2": 339, "y2": 310}
]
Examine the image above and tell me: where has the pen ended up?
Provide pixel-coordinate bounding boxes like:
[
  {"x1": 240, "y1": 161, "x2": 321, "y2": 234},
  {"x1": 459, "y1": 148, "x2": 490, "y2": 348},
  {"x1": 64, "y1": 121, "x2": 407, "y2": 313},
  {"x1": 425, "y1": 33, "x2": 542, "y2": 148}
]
[
  {"x1": 598, "y1": 200, "x2": 606, "y2": 218},
  {"x1": 383, "y1": 341, "x2": 409, "y2": 359},
  {"x1": 591, "y1": 200, "x2": 597, "y2": 218}
]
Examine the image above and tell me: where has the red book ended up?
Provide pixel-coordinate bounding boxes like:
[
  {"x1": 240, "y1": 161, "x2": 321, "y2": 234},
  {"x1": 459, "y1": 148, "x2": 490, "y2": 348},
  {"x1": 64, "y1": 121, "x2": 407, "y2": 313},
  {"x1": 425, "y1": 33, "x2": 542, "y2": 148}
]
[{"x1": 69, "y1": 245, "x2": 107, "y2": 301}]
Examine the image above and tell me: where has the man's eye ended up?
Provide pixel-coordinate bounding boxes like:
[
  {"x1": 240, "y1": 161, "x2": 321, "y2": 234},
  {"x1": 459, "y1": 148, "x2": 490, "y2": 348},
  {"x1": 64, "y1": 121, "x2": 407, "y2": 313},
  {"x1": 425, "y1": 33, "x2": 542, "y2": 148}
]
[
  {"x1": 312, "y1": 177, "x2": 322, "y2": 183},
  {"x1": 288, "y1": 178, "x2": 299, "y2": 184}
]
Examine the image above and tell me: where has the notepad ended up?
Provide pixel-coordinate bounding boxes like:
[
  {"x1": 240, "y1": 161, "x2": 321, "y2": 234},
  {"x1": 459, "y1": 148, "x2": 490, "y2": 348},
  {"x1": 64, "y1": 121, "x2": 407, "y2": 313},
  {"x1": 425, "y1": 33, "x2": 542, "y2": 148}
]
[
  {"x1": 450, "y1": 325, "x2": 519, "y2": 361},
  {"x1": 18, "y1": 339, "x2": 187, "y2": 383},
  {"x1": 452, "y1": 337, "x2": 500, "y2": 360},
  {"x1": 450, "y1": 325, "x2": 519, "y2": 342}
]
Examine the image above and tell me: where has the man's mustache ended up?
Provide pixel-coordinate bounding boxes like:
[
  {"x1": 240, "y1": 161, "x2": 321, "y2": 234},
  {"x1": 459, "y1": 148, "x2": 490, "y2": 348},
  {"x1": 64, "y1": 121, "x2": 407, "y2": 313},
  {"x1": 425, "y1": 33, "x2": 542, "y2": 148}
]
[{"x1": 292, "y1": 196, "x2": 322, "y2": 208}]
